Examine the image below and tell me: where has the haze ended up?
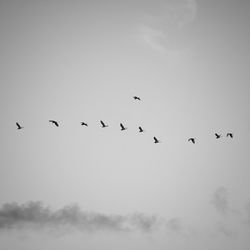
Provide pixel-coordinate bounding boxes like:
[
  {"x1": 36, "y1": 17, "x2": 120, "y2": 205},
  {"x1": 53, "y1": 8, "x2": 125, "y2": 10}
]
[{"x1": 0, "y1": 1, "x2": 250, "y2": 249}]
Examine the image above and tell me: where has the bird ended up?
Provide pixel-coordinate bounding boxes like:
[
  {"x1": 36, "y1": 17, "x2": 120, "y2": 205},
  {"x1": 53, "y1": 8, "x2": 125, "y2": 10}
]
[
  {"x1": 81, "y1": 122, "x2": 88, "y2": 126},
  {"x1": 133, "y1": 96, "x2": 141, "y2": 101},
  {"x1": 120, "y1": 123, "x2": 127, "y2": 131},
  {"x1": 49, "y1": 120, "x2": 59, "y2": 127},
  {"x1": 16, "y1": 122, "x2": 23, "y2": 130},
  {"x1": 227, "y1": 133, "x2": 233, "y2": 138},
  {"x1": 139, "y1": 126, "x2": 144, "y2": 133},
  {"x1": 215, "y1": 133, "x2": 222, "y2": 139},
  {"x1": 188, "y1": 138, "x2": 195, "y2": 144},
  {"x1": 153, "y1": 137, "x2": 160, "y2": 143},
  {"x1": 100, "y1": 120, "x2": 108, "y2": 128}
]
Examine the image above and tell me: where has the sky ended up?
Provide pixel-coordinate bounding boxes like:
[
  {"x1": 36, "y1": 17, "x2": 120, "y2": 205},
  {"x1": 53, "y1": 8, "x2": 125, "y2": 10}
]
[{"x1": 0, "y1": 0, "x2": 250, "y2": 249}]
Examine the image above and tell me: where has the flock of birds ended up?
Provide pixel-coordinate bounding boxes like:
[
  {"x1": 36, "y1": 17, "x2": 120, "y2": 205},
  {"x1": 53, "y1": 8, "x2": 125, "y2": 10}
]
[{"x1": 15, "y1": 96, "x2": 233, "y2": 144}]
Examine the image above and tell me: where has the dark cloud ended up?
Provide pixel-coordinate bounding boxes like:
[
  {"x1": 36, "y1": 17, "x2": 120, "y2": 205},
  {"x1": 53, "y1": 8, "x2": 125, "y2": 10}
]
[
  {"x1": 212, "y1": 187, "x2": 229, "y2": 214},
  {"x1": 165, "y1": 217, "x2": 182, "y2": 232},
  {"x1": 0, "y1": 201, "x2": 162, "y2": 233},
  {"x1": 130, "y1": 213, "x2": 159, "y2": 232}
]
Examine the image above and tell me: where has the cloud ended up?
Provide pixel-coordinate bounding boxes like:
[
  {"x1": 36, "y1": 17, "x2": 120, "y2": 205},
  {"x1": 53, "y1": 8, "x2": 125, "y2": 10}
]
[
  {"x1": 165, "y1": 217, "x2": 183, "y2": 232},
  {"x1": 212, "y1": 187, "x2": 230, "y2": 215},
  {"x1": 139, "y1": 25, "x2": 167, "y2": 53},
  {"x1": 0, "y1": 201, "x2": 164, "y2": 233},
  {"x1": 217, "y1": 222, "x2": 237, "y2": 239},
  {"x1": 174, "y1": 0, "x2": 197, "y2": 27},
  {"x1": 138, "y1": 0, "x2": 197, "y2": 54}
]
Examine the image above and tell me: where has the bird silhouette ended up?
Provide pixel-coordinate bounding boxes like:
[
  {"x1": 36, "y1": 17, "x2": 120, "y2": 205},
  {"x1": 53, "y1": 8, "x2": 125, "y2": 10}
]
[
  {"x1": 153, "y1": 137, "x2": 160, "y2": 143},
  {"x1": 215, "y1": 133, "x2": 222, "y2": 139},
  {"x1": 120, "y1": 123, "x2": 127, "y2": 131},
  {"x1": 49, "y1": 120, "x2": 59, "y2": 127},
  {"x1": 100, "y1": 120, "x2": 108, "y2": 128},
  {"x1": 188, "y1": 138, "x2": 195, "y2": 144},
  {"x1": 16, "y1": 122, "x2": 23, "y2": 130},
  {"x1": 81, "y1": 122, "x2": 88, "y2": 126},
  {"x1": 133, "y1": 96, "x2": 141, "y2": 101},
  {"x1": 139, "y1": 126, "x2": 144, "y2": 133},
  {"x1": 227, "y1": 133, "x2": 233, "y2": 138}
]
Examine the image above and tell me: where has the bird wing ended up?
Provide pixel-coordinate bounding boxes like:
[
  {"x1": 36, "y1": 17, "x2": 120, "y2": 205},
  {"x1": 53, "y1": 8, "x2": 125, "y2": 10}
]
[
  {"x1": 100, "y1": 120, "x2": 105, "y2": 126},
  {"x1": 120, "y1": 123, "x2": 124, "y2": 129},
  {"x1": 49, "y1": 120, "x2": 58, "y2": 126},
  {"x1": 154, "y1": 137, "x2": 158, "y2": 142},
  {"x1": 16, "y1": 122, "x2": 21, "y2": 128}
]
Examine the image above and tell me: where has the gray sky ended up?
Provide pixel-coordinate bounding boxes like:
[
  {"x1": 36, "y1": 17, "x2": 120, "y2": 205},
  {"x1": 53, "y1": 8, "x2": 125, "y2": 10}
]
[{"x1": 0, "y1": 0, "x2": 250, "y2": 249}]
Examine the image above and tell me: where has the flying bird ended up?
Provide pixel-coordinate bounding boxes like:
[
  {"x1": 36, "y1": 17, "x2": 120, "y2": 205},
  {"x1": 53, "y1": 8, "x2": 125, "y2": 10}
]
[
  {"x1": 49, "y1": 120, "x2": 59, "y2": 127},
  {"x1": 133, "y1": 96, "x2": 141, "y2": 101},
  {"x1": 215, "y1": 133, "x2": 222, "y2": 139},
  {"x1": 100, "y1": 120, "x2": 108, "y2": 128},
  {"x1": 139, "y1": 126, "x2": 144, "y2": 133},
  {"x1": 120, "y1": 123, "x2": 127, "y2": 131},
  {"x1": 227, "y1": 133, "x2": 233, "y2": 138},
  {"x1": 81, "y1": 122, "x2": 88, "y2": 126},
  {"x1": 16, "y1": 122, "x2": 23, "y2": 130},
  {"x1": 188, "y1": 138, "x2": 195, "y2": 144},
  {"x1": 153, "y1": 137, "x2": 160, "y2": 143}
]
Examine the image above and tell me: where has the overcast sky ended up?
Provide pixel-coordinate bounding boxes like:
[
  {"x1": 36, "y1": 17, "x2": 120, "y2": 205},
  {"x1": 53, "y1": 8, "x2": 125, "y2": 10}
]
[{"x1": 1, "y1": 0, "x2": 250, "y2": 249}]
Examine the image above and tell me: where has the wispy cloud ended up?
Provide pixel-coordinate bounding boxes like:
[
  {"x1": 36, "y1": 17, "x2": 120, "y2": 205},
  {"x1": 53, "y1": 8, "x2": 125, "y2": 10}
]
[
  {"x1": 139, "y1": 25, "x2": 167, "y2": 53},
  {"x1": 0, "y1": 201, "x2": 177, "y2": 234},
  {"x1": 217, "y1": 222, "x2": 237, "y2": 239},
  {"x1": 173, "y1": 0, "x2": 197, "y2": 28},
  {"x1": 165, "y1": 217, "x2": 183, "y2": 232},
  {"x1": 138, "y1": 0, "x2": 197, "y2": 54},
  {"x1": 212, "y1": 187, "x2": 230, "y2": 215}
]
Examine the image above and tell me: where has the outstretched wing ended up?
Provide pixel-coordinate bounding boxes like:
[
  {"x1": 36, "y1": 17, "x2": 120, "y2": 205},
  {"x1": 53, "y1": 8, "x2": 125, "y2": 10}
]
[
  {"x1": 133, "y1": 96, "x2": 141, "y2": 100},
  {"x1": 16, "y1": 122, "x2": 21, "y2": 129},
  {"x1": 120, "y1": 123, "x2": 125, "y2": 130},
  {"x1": 215, "y1": 133, "x2": 220, "y2": 138},
  {"x1": 154, "y1": 137, "x2": 159, "y2": 143},
  {"x1": 188, "y1": 138, "x2": 195, "y2": 142},
  {"x1": 49, "y1": 120, "x2": 59, "y2": 127},
  {"x1": 100, "y1": 120, "x2": 105, "y2": 127}
]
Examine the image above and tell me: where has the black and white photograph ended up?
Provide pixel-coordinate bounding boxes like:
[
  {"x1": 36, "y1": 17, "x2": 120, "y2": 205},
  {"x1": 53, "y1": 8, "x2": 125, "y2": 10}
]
[{"x1": 0, "y1": 1, "x2": 250, "y2": 249}]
